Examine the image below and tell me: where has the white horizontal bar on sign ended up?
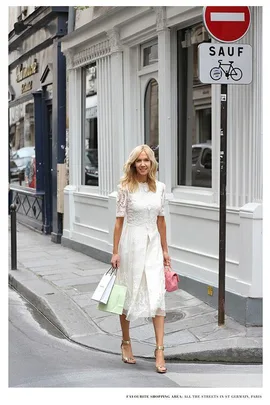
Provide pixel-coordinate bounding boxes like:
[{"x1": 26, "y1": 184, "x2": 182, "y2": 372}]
[{"x1": 210, "y1": 12, "x2": 245, "y2": 22}]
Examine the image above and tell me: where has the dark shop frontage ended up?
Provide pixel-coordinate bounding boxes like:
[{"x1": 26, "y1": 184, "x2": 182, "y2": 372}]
[{"x1": 9, "y1": 7, "x2": 68, "y2": 241}]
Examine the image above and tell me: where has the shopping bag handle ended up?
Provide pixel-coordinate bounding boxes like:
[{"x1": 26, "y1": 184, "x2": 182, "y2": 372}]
[{"x1": 106, "y1": 266, "x2": 118, "y2": 275}]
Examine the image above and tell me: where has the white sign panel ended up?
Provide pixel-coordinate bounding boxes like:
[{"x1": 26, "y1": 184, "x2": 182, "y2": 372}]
[{"x1": 198, "y1": 43, "x2": 252, "y2": 84}]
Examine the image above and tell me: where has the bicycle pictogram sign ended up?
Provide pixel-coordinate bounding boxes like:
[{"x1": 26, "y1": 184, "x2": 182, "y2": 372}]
[
  {"x1": 198, "y1": 43, "x2": 252, "y2": 85},
  {"x1": 210, "y1": 60, "x2": 243, "y2": 81}
]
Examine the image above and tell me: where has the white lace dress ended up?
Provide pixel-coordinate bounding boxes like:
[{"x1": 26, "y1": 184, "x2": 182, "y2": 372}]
[{"x1": 115, "y1": 180, "x2": 166, "y2": 321}]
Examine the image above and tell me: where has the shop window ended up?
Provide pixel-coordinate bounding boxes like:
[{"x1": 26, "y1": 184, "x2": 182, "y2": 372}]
[
  {"x1": 177, "y1": 23, "x2": 212, "y2": 188},
  {"x1": 144, "y1": 78, "x2": 159, "y2": 164},
  {"x1": 82, "y1": 63, "x2": 98, "y2": 186},
  {"x1": 9, "y1": 101, "x2": 36, "y2": 188}
]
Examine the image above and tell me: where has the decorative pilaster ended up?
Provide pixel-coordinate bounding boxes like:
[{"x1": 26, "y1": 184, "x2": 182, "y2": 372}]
[
  {"x1": 68, "y1": 68, "x2": 81, "y2": 187},
  {"x1": 154, "y1": 7, "x2": 172, "y2": 191},
  {"x1": 96, "y1": 55, "x2": 114, "y2": 196},
  {"x1": 65, "y1": 49, "x2": 74, "y2": 70},
  {"x1": 250, "y1": 7, "x2": 262, "y2": 204},
  {"x1": 226, "y1": 7, "x2": 262, "y2": 207},
  {"x1": 64, "y1": 50, "x2": 74, "y2": 186},
  {"x1": 155, "y1": 6, "x2": 167, "y2": 32},
  {"x1": 107, "y1": 28, "x2": 125, "y2": 190},
  {"x1": 107, "y1": 28, "x2": 122, "y2": 53}
]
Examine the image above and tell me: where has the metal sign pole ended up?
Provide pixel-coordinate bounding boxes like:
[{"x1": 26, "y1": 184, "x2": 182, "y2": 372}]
[
  {"x1": 218, "y1": 84, "x2": 228, "y2": 325},
  {"x1": 201, "y1": 7, "x2": 252, "y2": 328}
]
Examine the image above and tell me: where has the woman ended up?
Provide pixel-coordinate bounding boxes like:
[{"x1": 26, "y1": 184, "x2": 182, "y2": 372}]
[{"x1": 111, "y1": 144, "x2": 170, "y2": 374}]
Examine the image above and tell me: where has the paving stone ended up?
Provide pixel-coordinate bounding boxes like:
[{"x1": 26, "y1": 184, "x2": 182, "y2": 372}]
[
  {"x1": 146, "y1": 329, "x2": 198, "y2": 347},
  {"x1": 72, "y1": 282, "x2": 98, "y2": 292},
  {"x1": 72, "y1": 268, "x2": 110, "y2": 277},
  {"x1": 246, "y1": 327, "x2": 263, "y2": 337},
  {"x1": 83, "y1": 304, "x2": 114, "y2": 320},
  {"x1": 50, "y1": 276, "x2": 101, "y2": 288},
  {"x1": 189, "y1": 322, "x2": 246, "y2": 342},
  {"x1": 70, "y1": 293, "x2": 94, "y2": 308}
]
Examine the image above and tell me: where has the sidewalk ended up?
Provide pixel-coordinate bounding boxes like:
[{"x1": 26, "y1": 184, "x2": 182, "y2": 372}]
[{"x1": 8, "y1": 222, "x2": 262, "y2": 363}]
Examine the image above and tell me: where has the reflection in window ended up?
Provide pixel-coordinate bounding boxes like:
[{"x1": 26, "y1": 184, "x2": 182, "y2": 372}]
[
  {"x1": 82, "y1": 63, "x2": 98, "y2": 186},
  {"x1": 177, "y1": 24, "x2": 212, "y2": 188},
  {"x1": 9, "y1": 101, "x2": 36, "y2": 188},
  {"x1": 144, "y1": 79, "x2": 159, "y2": 165},
  {"x1": 192, "y1": 147, "x2": 201, "y2": 165}
]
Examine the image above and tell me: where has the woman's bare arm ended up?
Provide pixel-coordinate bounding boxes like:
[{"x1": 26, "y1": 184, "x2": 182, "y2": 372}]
[
  {"x1": 111, "y1": 217, "x2": 124, "y2": 267},
  {"x1": 157, "y1": 216, "x2": 170, "y2": 266}
]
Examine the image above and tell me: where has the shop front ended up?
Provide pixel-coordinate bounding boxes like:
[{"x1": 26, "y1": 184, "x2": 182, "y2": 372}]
[
  {"x1": 61, "y1": 6, "x2": 262, "y2": 325},
  {"x1": 9, "y1": 7, "x2": 68, "y2": 237}
]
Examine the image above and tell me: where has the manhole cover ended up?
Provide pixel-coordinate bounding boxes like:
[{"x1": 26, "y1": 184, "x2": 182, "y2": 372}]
[{"x1": 145, "y1": 310, "x2": 185, "y2": 324}]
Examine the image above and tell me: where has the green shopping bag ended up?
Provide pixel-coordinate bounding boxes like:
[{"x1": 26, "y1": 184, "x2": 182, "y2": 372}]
[{"x1": 98, "y1": 284, "x2": 127, "y2": 315}]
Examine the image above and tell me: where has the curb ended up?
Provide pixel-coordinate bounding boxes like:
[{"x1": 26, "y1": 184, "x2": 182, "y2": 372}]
[
  {"x1": 8, "y1": 268, "x2": 100, "y2": 340},
  {"x1": 163, "y1": 349, "x2": 262, "y2": 364}
]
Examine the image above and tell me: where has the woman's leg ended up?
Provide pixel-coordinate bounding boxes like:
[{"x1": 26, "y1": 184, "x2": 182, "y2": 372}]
[
  {"x1": 119, "y1": 314, "x2": 136, "y2": 363},
  {"x1": 119, "y1": 314, "x2": 131, "y2": 341},
  {"x1": 152, "y1": 315, "x2": 166, "y2": 371}
]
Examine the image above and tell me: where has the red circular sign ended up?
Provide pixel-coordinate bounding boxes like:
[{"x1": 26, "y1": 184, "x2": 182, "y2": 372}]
[{"x1": 203, "y1": 6, "x2": 251, "y2": 43}]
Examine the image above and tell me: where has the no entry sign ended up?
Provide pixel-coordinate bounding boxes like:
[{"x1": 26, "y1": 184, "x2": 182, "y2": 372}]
[{"x1": 203, "y1": 6, "x2": 251, "y2": 43}]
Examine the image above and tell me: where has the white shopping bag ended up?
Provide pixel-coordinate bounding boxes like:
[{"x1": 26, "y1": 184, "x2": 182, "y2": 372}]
[
  {"x1": 91, "y1": 267, "x2": 117, "y2": 304},
  {"x1": 98, "y1": 275, "x2": 116, "y2": 304}
]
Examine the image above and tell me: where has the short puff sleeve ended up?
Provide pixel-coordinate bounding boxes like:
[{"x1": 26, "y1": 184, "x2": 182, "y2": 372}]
[
  {"x1": 116, "y1": 185, "x2": 128, "y2": 217},
  {"x1": 158, "y1": 183, "x2": 166, "y2": 216}
]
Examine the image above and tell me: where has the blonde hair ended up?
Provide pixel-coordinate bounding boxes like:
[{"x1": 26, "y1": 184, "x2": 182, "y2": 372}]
[{"x1": 120, "y1": 144, "x2": 158, "y2": 192}]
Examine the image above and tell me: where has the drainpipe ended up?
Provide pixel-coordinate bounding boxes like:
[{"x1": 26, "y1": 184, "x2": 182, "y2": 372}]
[{"x1": 67, "y1": 6, "x2": 75, "y2": 33}]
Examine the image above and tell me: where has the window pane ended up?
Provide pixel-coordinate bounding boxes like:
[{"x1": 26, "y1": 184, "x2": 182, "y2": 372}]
[
  {"x1": 177, "y1": 24, "x2": 212, "y2": 188},
  {"x1": 9, "y1": 100, "x2": 36, "y2": 188},
  {"x1": 143, "y1": 43, "x2": 158, "y2": 66},
  {"x1": 144, "y1": 79, "x2": 159, "y2": 164},
  {"x1": 82, "y1": 64, "x2": 98, "y2": 186}
]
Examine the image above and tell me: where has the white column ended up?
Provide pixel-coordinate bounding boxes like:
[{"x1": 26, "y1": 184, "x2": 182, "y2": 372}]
[
  {"x1": 65, "y1": 50, "x2": 82, "y2": 188},
  {"x1": 226, "y1": 7, "x2": 262, "y2": 207},
  {"x1": 96, "y1": 55, "x2": 114, "y2": 196},
  {"x1": 63, "y1": 51, "x2": 78, "y2": 238},
  {"x1": 250, "y1": 7, "x2": 262, "y2": 203},
  {"x1": 107, "y1": 28, "x2": 125, "y2": 190},
  {"x1": 156, "y1": 7, "x2": 172, "y2": 191}
]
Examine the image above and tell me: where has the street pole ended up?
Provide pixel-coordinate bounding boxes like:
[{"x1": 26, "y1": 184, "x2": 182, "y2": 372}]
[
  {"x1": 10, "y1": 204, "x2": 17, "y2": 270},
  {"x1": 218, "y1": 84, "x2": 228, "y2": 326}
]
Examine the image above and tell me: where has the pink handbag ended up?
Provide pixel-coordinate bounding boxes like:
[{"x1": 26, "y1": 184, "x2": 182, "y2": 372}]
[{"x1": 164, "y1": 266, "x2": 179, "y2": 292}]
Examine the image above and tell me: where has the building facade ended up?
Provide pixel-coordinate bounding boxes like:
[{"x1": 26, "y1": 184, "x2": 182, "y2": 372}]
[
  {"x1": 61, "y1": 6, "x2": 263, "y2": 326},
  {"x1": 9, "y1": 6, "x2": 68, "y2": 240}
]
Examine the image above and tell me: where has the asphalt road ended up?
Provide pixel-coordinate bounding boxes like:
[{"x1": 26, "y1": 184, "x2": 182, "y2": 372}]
[{"x1": 9, "y1": 286, "x2": 263, "y2": 396}]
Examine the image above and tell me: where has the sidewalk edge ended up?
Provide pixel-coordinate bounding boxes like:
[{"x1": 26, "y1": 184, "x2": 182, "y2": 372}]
[{"x1": 8, "y1": 270, "x2": 100, "y2": 340}]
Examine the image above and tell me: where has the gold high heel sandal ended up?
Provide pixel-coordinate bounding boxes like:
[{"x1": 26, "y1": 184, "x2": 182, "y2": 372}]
[
  {"x1": 154, "y1": 346, "x2": 167, "y2": 374},
  {"x1": 121, "y1": 339, "x2": 136, "y2": 364}
]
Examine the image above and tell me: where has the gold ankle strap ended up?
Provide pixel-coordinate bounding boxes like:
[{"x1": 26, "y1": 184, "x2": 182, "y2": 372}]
[
  {"x1": 156, "y1": 345, "x2": 164, "y2": 351},
  {"x1": 122, "y1": 339, "x2": 130, "y2": 345}
]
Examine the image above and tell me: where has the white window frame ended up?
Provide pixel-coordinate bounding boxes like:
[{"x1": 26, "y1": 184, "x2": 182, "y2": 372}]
[{"x1": 170, "y1": 26, "x2": 220, "y2": 205}]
